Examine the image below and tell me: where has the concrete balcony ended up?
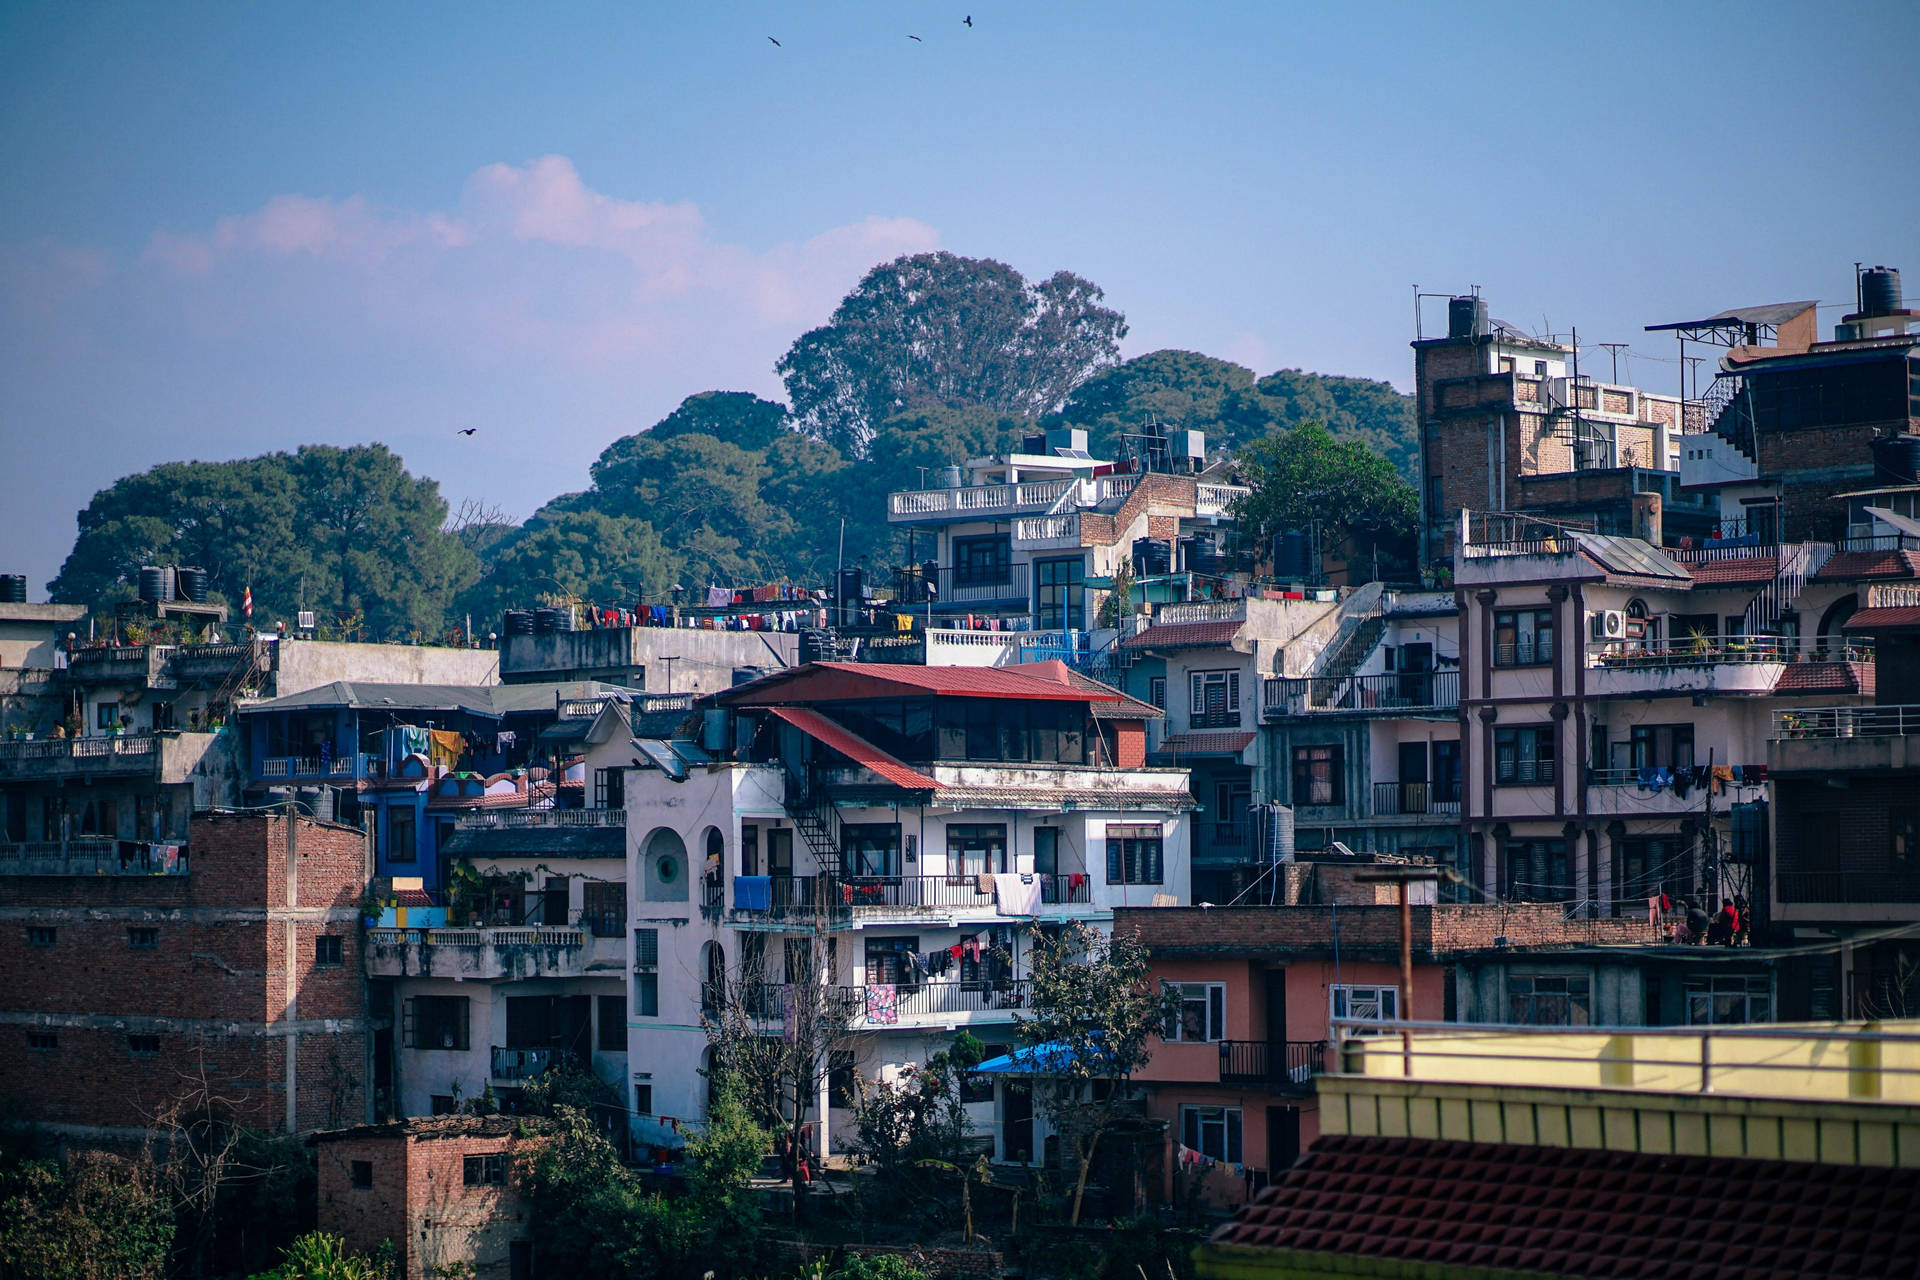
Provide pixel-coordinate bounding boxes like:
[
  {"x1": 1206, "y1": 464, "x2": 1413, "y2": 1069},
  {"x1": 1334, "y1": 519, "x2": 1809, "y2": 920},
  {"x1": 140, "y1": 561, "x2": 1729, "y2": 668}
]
[
  {"x1": 1584, "y1": 638, "x2": 1792, "y2": 698},
  {"x1": 259, "y1": 752, "x2": 376, "y2": 781},
  {"x1": 364, "y1": 926, "x2": 621, "y2": 980},
  {"x1": 1771, "y1": 705, "x2": 1920, "y2": 774},
  {"x1": 1195, "y1": 483, "x2": 1249, "y2": 517},
  {"x1": 839, "y1": 980, "x2": 1032, "y2": 1029},
  {"x1": 1216, "y1": 1039, "x2": 1328, "y2": 1093},
  {"x1": 888, "y1": 478, "x2": 1077, "y2": 523},
  {"x1": 0, "y1": 731, "x2": 222, "y2": 783},
  {"x1": 0, "y1": 838, "x2": 185, "y2": 876},
  {"x1": 1011, "y1": 513, "x2": 1083, "y2": 549},
  {"x1": 63, "y1": 644, "x2": 173, "y2": 688},
  {"x1": 1585, "y1": 768, "x2": 1707, "y2": 816},
  {"x1": 1265, "y1": 671, "x2": 1459, "y2": 718}
]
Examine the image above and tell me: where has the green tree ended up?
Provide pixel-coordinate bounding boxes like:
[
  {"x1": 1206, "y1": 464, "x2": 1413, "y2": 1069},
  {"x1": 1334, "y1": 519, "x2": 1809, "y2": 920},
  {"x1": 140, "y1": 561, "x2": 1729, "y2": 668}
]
[
  {"x1": 1054, "y1": 349, "x2": 1257, "y2": 457},
  {"x1": 0, "y1": 1152, "x2": 173, "y2": 1280},
  {"x1": 246, "y1": 1231, "x2": 391, "y2": 1280},
  {"x1": 517, "y1": 1108, "x2": 698, "y2": 1280},
  {"x1": 581, "y1": 432, "x2": 792, "y2": 586},
  {"x1": 1013, "y1": 920, "x2": 1179, "y2": 1225},
  {"x1": 684, "y1": 1075, "x2": 768, "y2": 1266},
  {"x1": 648, "y1": 390, "x2": 793, "y2": 452},
  {"x1": 1249, "y1": 370, "x2": 1418, "y2": 482},
  {"x1": 1231, "y1": 420, "x2": 1418, "y2": 577},
  {"x1": 777, "y1": 252, "x2": 1126, "y2": 455},
  {"x1": 849, "y1": 1033, "x2": 982, "y2": 1180},
  {"x1": 456, "y1": 511, "x2": 683, "y2": 624}
]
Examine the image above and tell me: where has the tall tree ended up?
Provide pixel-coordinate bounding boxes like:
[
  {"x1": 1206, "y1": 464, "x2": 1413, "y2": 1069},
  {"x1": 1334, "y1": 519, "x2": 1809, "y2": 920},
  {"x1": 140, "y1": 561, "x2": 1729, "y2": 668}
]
[
  {"x1": 1013, "y1": 919, "x2": 1178, "y2": 1225},
  {"x1": 647, "y1": 390, "x2": 793, "y2": 452},
  {"x1": 776, "y1": 252, "x2": 1126, "y2": 455},
  {"x1": 1232, "y1": 420, "x2": 1418, "y2": 575},
  {"x1": 456, "y1": 511, "x2": 684, "y2": 627},
  {"x1": 1054, "y1": 349, "x2": 1257, "y2": 457}
]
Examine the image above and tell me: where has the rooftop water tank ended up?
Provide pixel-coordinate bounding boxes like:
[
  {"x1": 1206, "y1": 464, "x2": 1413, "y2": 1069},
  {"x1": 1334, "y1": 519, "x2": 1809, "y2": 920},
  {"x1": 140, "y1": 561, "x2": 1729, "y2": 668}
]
[
  {"x1": 1448, "y1": 295, "x2": 1489, "y2": 340},
  {"x1": 502, "y1": 609, "x2": 534, "y2": 636},
  {"x1": 175, "y1": 567, "x2": 208, "y2": 603},
  {"x1": 1872, "y1": 435, "x2": 1920, "y2": 485},
  {"x1": 938, "y1": 465, "x2": 963, "y2": 489},
  {"x1": 138, "y1": 566, "x2": 168, "y2": 603},
  {"x1": 1861, "y1": 266, "x2": 1903, "y2": 317},
  {"x1": 1272, "y1": 531, "x2": 1313, "y2": 582},
  {"x1": 0, "y1": 574, "x2": 26, "y2": 604}
]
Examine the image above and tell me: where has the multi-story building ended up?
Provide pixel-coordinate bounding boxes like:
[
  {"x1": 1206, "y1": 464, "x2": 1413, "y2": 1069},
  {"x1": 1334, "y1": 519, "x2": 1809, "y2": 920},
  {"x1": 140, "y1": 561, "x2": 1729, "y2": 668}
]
[
  {"x1": 0, "y1": 810, "x2": 373, "y2": 1140},
  {"x1": 1415, "y1": 294, "x2": 1702, "y2": 569},
  {"x1": 619, "y1": 661, "x2": 1193, "y2": 1162},
  {"x1": 885, "y1": 428, "x2": 1248, "y2": 633}
]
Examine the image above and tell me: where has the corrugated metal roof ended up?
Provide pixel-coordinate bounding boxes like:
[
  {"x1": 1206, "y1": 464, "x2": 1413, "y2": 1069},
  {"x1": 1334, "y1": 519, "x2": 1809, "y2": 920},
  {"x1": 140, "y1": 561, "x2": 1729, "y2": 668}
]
[
  {"x1": 1213, "y1": 1134, "x2": 1920, "y2": 1279},
  {"x1": 1120, "y1": 619, "x2": 1244, "y2": 650},
  {"x1": 767, "y1": 706, "x2": 942, "y2": 790},
  {"x1": 1645, "y1": 301, "x2": 1818, "y2": 331},
  {"x1": 242, "y1": 680, "x2": 632, "y2": 718},
  {"x1": 1010, "y1": 662, "x2": 1164, "y2": 719}
]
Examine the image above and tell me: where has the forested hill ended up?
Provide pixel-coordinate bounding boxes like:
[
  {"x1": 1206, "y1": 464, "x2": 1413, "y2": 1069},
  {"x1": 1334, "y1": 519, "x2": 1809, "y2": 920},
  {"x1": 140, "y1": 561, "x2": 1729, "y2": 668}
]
[{"x1": 50, "y1": 253, "x2": 1416, "y2": 640}]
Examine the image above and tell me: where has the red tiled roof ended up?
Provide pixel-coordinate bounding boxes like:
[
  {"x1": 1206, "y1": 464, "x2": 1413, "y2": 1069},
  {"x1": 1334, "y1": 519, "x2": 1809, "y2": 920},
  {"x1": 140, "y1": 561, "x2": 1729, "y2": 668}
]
[
  {"x1": 1685, "y1": 555, "x2": 1778, "y2": 586},
  {"x1": 1212, "y1": 1135, "x2": 1920, "y2": 1279},
  {"x1": 1120, "y1": 619, "x2": 1243, "y2": 649},
  {"x1": 1815, "y1": 549, "x2": 1920, "y2": 581},
  {"x1": 1846, "y1": 606, "x2": 1920, "y2": 632},
  {"x1": 766, "y1": 706, "x2": 942, "y2": 790},
  {"x1": 724, "y1": 662, "x2": 1112, "y2": 704},
  {"x1": 1773, "y1": 661, "x2": 1874, "y2": 695},
  {"x1": 1153, "y1": 731, "x2": 1255, "y2": 756}
]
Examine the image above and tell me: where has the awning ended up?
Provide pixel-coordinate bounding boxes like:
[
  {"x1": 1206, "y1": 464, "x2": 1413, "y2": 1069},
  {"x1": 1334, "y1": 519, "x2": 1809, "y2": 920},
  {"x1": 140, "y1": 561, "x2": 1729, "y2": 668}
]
[
  {"x1": 1867, "y1": 506, "x2": 1920, "y2": 539},
  {"x1": 767, "y1": 706, "x2": 942, "y2": 791},
  {"x1": 973, "y1": 1035, "x2": 1115, "y2": 1076}
]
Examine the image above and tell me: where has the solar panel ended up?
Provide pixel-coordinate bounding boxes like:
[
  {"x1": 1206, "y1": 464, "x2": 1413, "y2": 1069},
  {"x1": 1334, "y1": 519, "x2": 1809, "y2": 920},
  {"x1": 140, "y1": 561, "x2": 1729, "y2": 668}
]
[{"x1": 632, "y1": 738, "x2": 686, "y2": 782}]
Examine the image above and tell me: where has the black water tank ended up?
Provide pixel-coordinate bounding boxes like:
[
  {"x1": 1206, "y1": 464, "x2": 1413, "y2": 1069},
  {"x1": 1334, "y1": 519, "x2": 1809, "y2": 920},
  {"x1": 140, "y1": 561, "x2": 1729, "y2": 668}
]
[
  {"x1": 1132, "y1": 537, "x2": 1172, "y2": 576},
  {"x1": 0, "y1": 574, "x2": 26, "y2": 604},
  {"x1": 1188, "y1": 530, "x2": 1227, "y2": 577},
  {"x1": 175, "y1": 567, "x2": 207, "y2": 603},
  {"x1": 1448, "y1": 296, "x2": 1489, "y2": 340},
  {"x1": 1862, "y1": 266, "x2": 1903, "y2": 317},
  {"x1": 1873, "y1": 435, "x2": 1920, "y2": 484},
  {"x1": 799, "y1": 629, "x2": 835, "y2": 665},
  {"x1": 502, "y1": 609, "x2": 534, "y2": 636},
  {"x1": 138, "y1": 566, "x2": 168, "y2": 603},
  {"x1": 1273, "y1": 532, "x2": 1313, "y2": 581},
  {"x1": 532, "y1": 607, "x2": 564, "y2": 634}
]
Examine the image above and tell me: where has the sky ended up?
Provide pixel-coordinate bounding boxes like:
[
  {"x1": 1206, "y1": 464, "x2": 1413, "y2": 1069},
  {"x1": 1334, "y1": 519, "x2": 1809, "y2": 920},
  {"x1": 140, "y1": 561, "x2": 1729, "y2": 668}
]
[{"x1": 2, "y1": 1, "x2": 1917, "y2": 593}]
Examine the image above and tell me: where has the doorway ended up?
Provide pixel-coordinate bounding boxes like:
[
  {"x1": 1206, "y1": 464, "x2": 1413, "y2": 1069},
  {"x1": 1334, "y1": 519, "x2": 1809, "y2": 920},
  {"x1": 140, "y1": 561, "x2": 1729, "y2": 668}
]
[
  {"x1": 766, "y1": 827, "x2": 793, "y2": 878},
  {"x1": 1266, "y1": 1105, "x2": 1301, "y2": 1173},
  {"x1": 1002, "y1": 1080, "x2": 1034, "y2": 1163}
]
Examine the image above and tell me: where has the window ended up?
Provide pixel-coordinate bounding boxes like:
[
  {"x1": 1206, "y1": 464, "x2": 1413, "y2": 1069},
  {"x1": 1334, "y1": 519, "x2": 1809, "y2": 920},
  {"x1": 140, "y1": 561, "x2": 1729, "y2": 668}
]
[
  {"x1": 953, "y1": 535, "x2": 1012, "y2": 587},
  {"x1": 350, "y1": 1161, "x2": 374, "y2": 1189},
  {"x1": 1615, "y1": 836, "x2": 1682, "y2": 900},
  {"x1": 1291, "y1": 745, "x2": 1344, "y2": 806},
  {"x1": 1036, "y1": 557, "x2": 1085, "y2": 630},
  {"x1": 1148, "y1": 677, "x2": 1167, "y2": 711},
  {"x1": 828, "y1": 1050, "x2": 858, "y2": 1109},
  {"x1": 593, "y1": 767, "x2": 625, "y2": 810},
  {"x1": 463, "y1": 1154, "x2": 507, "y2": 1187},
  {"x1": 315, "y1": 935, "x2": 343, "y2": 966},
  {"x1": 583, "y1": 881, "x2": 625, "y2": 938},
  {"x1": 634, "y1": 928, "x2": 660, "y2": 1017},
  {"x1": 26, "y1": 926, "x2": 54, "y2": 948},
  {"x1": 1330, "y1": 985, "x2": 1398, "y2": 1028},
  {"x1": 388, "y1": 807, "x2": 417, "y2": 864},
  {"x1": 27, "y1": 1030, "x2": 56, "y2": 1051},
  {"x1": 1494, "y1": 727, "x2": 1556, "y2": 785},
  {"x1": 1493, "y1": 608, "x2": 1555, "y2": 667},
  {"x1": 128, "y1": 1033, "x2": 161, "y2": 1057},
  {"x1": 843, "y1": 824, "x2": 903, "y2": 878},
  {"x1": 1507, "y1": 974, "x2": 1591, "y2": 1026},
  {"x1": 1505, "y1": 839, "x2": 1571, "y2": 902},
  {"x1": 598, "y1": 995, "x2": 625, "y2": 1052},
  {"x1": 1896, "y1": 811, "x2": 1920, "y2": 872},
  {"x1": 864, "y1": 936, "x2": 921, "y2": 986},
  {"x1": 947, "y1": 824, "x2": 1007, "y2": 878},
  {"x1": 97, "y1": 702, "x2": 119, "y2": 730},
  {"x1": 404, "y1": 996, "x2": 470, "y2": 1050},
  {"x1": 634, "y1": 1082, "x2": 653, "y2": 1116},
  {"x1": 128, "y1": 927, "x2": 158, "y2": 949},
  {"x1": 1105, "y1": 825, "x2": 1163, "y2": 885},
  {"x1": 1685, "y1": 974, "x2": 1771, "y2": 1025},
  {"x1": 1180, "y1": 1106, "x2": 1243, "y2": 1164},
  {"x1": 1164, "y1": 983, "x2": 1226, "y2": 1042},
  {"x1": 1630, "y1": 724, "x2": 1695, "y2": 773},
  {"x1": 430, "y1": 1095, "x2": 458, "y2": 1116},
  {"x1": 1189, "y1": 670, "x2": 1241, "y2": 729}
]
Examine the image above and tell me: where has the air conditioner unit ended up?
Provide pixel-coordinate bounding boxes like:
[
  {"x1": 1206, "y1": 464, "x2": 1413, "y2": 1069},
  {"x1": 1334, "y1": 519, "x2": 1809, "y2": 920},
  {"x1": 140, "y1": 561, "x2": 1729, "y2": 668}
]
[
  {"x1": 1590, "y1": 609, "x2": 1626, "y2": 640},
  {"x1": 297, "y1": 611, "x2": 316, "y2": 630}
]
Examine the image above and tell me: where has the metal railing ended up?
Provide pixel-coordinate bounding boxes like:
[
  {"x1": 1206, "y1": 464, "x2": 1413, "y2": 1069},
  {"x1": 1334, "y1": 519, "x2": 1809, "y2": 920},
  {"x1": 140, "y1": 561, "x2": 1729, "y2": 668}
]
[
  {"x1": 454, "y1": 808, "x2": 626, "y2": 829},
  {"x1": 1496, "y1": 759, "x2": 1556, "y2": 785},
  {"x1": 1493, "y1": 640, "x2": 1554, "y2": 667},
  {"x1": 1038, "y1": 873, "x2": 1093, "y2": 905},
  {"x1": 490, "y1": 1045, "x2": 576, "y2": 1081},
  {"x1": 1773, "y1": 705, "x2": 1920, "y2": 739},
  {"x1": 891, "y1": 562, "x2": 1032, "y2": 606},
  {"x1": 838, "y1": 980, "x2": 1031, "y2": 1023},
  {"x1": 1587, "y1": 636, "x2": 1797, "y2": 669},
  {"x1": 0, "y1": 734, "x2": 159, "y2": 765},
  {"x1": 1370, "y1": 781, "x2": 1461, "y2": 816},
  {"x1": 1776, "y1": 873, "x2": 1920, "y2": 904},
  {"x1": 0, "y1": 839, "x2": 184, "y2": 876},
  {"x1": 732, "y1": 873, "x2": 1034, "y2": 916},
  {"x1": 1264, "y1": 670, "x2": 1459, "y2": 715},
  {"x1": 1217, "y1": 1040, "x2": 1328, "y2": 1088}
]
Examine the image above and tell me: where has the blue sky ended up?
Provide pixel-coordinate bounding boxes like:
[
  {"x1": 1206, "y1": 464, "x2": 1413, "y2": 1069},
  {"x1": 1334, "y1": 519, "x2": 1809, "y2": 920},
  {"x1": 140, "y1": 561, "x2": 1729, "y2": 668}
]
[{"x1": 3, "y1": 1, "x2": 1916, "y2": 591}]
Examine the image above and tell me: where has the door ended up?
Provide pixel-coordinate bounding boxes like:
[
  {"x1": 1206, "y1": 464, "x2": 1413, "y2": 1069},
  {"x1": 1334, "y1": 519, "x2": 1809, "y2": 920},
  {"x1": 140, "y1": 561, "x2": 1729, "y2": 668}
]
[
  {"x1": 1002, "y1": 1079, "x2": 1034, "y2": 1163},
  {"x1": 1397, "y1": 642, "x2": 1433, "y2": 703},
  {"x1": 766, "y1": 827, "x2": 792, "y2": 878},
  {"x1": 1263, "y1": 971, "x2": 1288, "y2": 1082},
  {"x1": 1266, "y1": 1105, "x2": 1301, "y2": 1173},
  {"x1": 1397, "y1": 742, "x2": 1428, "y2": 814},
  {"x1": 542, "y1": 877, "x2": 570, "y2": 926}
]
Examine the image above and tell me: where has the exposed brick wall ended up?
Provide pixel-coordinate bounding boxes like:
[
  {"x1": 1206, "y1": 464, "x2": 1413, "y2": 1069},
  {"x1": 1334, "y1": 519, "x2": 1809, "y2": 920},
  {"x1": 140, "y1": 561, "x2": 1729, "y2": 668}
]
[
  {"x1": 0, "y1": 811, "x2": 371, "y2": 1137},
  {"x1": 1118, "y1": 904, "x2": 1656, "y2": 961},
  {"x1": 1114, "y1": 723, "x2": 1146, "y2": 768},
  {"x1": 1756, "y1": 422, "x2": 1883, "y2": 543}
]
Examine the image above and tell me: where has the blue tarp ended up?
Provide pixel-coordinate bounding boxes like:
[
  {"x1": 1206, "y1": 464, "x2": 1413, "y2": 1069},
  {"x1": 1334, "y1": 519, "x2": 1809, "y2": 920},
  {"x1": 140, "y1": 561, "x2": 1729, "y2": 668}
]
[
  {"x1": 972, "y1": 1034, "x2": 1114, "y2": 1076},
  {"x1": 733, "y1": 876, "x2": 772, "y2": 912}
]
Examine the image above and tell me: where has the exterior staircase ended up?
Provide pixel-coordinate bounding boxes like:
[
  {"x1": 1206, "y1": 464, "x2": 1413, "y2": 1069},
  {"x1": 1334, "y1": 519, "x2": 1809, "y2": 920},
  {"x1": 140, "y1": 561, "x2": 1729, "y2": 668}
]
[{"x1": 1743, "y1": 541, "x2": 1834, "y2": 637}]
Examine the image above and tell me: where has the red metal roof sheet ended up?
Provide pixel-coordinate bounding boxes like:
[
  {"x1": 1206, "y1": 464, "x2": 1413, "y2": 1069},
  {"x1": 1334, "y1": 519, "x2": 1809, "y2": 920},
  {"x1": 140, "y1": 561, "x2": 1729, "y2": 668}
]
[
  {"x1": 766, "y1": 706, "x2": 942, "y2": 790},
  {"x1": 1845, "y1": 606, "x2": 1920, "y2": 632},
  {"x1": 1120, "y1": 619, "x2": 1244, "y2": 649},
  {"x1": 1154, "y1": 731, "x2": 1256, "y2": 756},
  {"x1": 1815, "y1": 550, "x2": 1920, "y2": 582},
  {"x1": 1212, "y1": 1135, "x2": 1920, "y2": 1279},
  {"x1": 1685, "y1": 555, "x2": 1779, "y2": 586},
  {"x1": 724, "y1": 662, "x2": 1114, "y2": 704}
]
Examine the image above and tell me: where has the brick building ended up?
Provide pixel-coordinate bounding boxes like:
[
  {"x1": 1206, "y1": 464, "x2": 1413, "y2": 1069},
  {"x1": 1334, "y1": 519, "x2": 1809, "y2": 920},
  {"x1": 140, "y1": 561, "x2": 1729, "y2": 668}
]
[
  {"x1": 314, "y1": 1115, "x2": 538, "y2": 1280},
  {"x1": 0, "y1": 809, "x2": 373, "y2": 1139}
]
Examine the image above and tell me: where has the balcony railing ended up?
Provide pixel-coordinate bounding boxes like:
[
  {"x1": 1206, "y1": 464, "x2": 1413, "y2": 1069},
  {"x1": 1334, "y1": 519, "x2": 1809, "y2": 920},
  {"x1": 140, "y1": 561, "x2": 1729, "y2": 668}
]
[
  {"x1": 1587, "y1": 636, "x2": 1798, "y2": 669},
  {"x1": 0, "y1": 839, "x2": 184, "y2": 876},
  {"x1": 1038, "y1": 872, "x2": 1093, "y2": 905},
  {"x1": 891, "y1": 562, "x2": 1032, "y2": 607},
  {"x1": 1196, "y1": 484, "x2": 1248, "y2": 517},
  {"x1": 1217, "y1": 1040, "x2": 1328, "y2": 1089},
  {"x1": 455, "y1": 808, "x2": 626, "y2": 829},
  {"x1": 840, "y1": 980, "x2": 1032, "y2": 1024},
  {"x1": 1011, "y1": 513, "x2": 1082, "y2": 548},
  {"x1": 0, "y1": 735, "x2": 159, "y2": 767},
  {"x1": 888, "y1": 478, "x2": 1078, "y2": 520},
  {"x1": 1370, "y1": 781, "x2": 1461, "y2": 817},
  {"x1": 1773, "y1": 705, "x2": 1920, "y2": 740},
  {"x1": 1265, "y1": 670, "x2": 1459, "y2": 716},
  {"x1": 490, "y1": 1045, "x2": 579, "y2": 1081},
  {"x1": 259, "y1": 753, "x2": 372, "y2": 779},
  {"x1": 733, "y1": 874, "x2": 1051, "y2": 918},
  {"x1": 1777, "y1": 873, "x2": 1920, "y2": 905}
]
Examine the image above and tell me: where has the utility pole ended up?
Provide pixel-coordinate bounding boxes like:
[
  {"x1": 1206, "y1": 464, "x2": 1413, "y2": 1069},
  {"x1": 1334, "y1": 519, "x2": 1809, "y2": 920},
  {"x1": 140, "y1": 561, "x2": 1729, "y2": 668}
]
[
  {"x1": 1598, "y1": 342, "x2": 1629, "y2": 384},
  {"x1": 1352, "y1": 864, "x2": 1455, "y2": 1078},
  {"x1": 661, "y1": 655, "x2": 681, "y2": 694}
]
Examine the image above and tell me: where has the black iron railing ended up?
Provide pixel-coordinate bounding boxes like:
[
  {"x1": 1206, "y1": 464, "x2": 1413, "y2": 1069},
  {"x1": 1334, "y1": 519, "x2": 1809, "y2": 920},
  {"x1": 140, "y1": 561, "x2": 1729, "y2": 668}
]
[{"x1": 1216, "y1": 1040, "x2": 1328, "y2": 1089}]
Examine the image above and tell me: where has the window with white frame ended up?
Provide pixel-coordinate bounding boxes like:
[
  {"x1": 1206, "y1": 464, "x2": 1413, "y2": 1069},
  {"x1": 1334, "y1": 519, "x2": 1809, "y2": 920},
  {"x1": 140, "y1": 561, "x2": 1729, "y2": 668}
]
[
  {"x1": 1164, "y1": 982, "x2": 1226, "y2": 1042},
  {"x1": 1330, "y1": 984, "x2": 1398, "y2": 1030},
  {"x1": 1506, "y1": 973, "x2": 1591, "y2": 1026},
  {"x1": 1180, "y1": 1105, "x2": 1242, "y2": 1163},
  {"x1": 1189, "y1": 670, "x2": 1241, "y2": 729},
  {"x1": 1148, "y1": 677, "x2": 1167, "y2": 711}
]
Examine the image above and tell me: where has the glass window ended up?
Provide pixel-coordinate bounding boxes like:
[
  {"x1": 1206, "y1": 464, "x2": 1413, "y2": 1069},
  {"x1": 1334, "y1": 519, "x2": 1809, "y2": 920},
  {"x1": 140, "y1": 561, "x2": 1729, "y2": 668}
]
[
  {"x1": 463, "y1": 1154, "x2": 506, "y2": 1186},
  {"x1": 1148, "y1": 677, "x2": 1167, "y2": 711},
  {"x1": 1684, "y1": 974, "x2": 1771, "y2": 1025},
  {"x1": 1504, "y1": 839, "x2": 1571, "y2": 902},
  {"x1": 593, "y1": 768, "x2": 625, "y2": 810},
  {"x1": 388, "y1": 807, "x2": 417, "y2": 864},
  {"x1": 828, "y1": 1050, "x2": 858, "y2": 1109},
  {"x1": 1036, "y1": 558, "x2": 1085, "y2": 630},
  {"x1": 1895, "y1": 811, "x2": 1920, "y2": 872},
  {"x1": 314, "y1": 935, "x2": 343, "y2": 966},
  {"x1": 953, "y1": 536, "x2": 1012, "y2": 587},
  {"x1": 1506, "y1": 974, "x2": 1592, "y2": 1026},
  {"x1": 1189, "y1": 671, "x2": 1241, "y2": 729},
  {"x1": 1493, "y1": 609, "x2": 1556, "y2": 667},
  {"x1": 1180, "y1": 1106, "x2": 1243, "y2": 1163},
  {"x1": 947, "y1": 824, "x2": 1007, "y2": 878},
  {"x1": 1494, "y1": 727, "x2": 1556, "y2": 784},
  {"x1": 1164, "y1": 983, "x2": 1226, "y2": 1042},
  {"x1": 1630, "y1": 725, "x2": 1695, "y2": 772},
  {"x1": 406, "y1": 996, "x2": 470, "y2": 1050},
  {"x1": 842, "y1": 824, "x2": 903, "y2": 878},
  {"x1": 863, "y1": 936, "x2": 921, "y2": 986},
  {"x1": 1330, "y1": 984, "x2": 1398, "y2": 1029},
  {"x1": 1291, "y1": 745, "x2": 1344, "y2": 806},
  {"x1": 1105, "y1": 826, "x2": 1163, "y2": 885}
]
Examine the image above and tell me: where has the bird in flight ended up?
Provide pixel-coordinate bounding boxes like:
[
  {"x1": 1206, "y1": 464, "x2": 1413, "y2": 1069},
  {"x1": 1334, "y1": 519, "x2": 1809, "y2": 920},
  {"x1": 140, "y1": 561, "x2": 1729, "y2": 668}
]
[
  {"x1": 767, "y1": 35, "x2": 781, "y2": 46},
  {"x1": 457, "y1": 428, "x2": 477, "y2": 436},
  {"x1": 907, "y1": 34, "x2": 922, "y2": 41},
  {"x1": 963, "y1": 14, "x2": 973, "y2": 26}
]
